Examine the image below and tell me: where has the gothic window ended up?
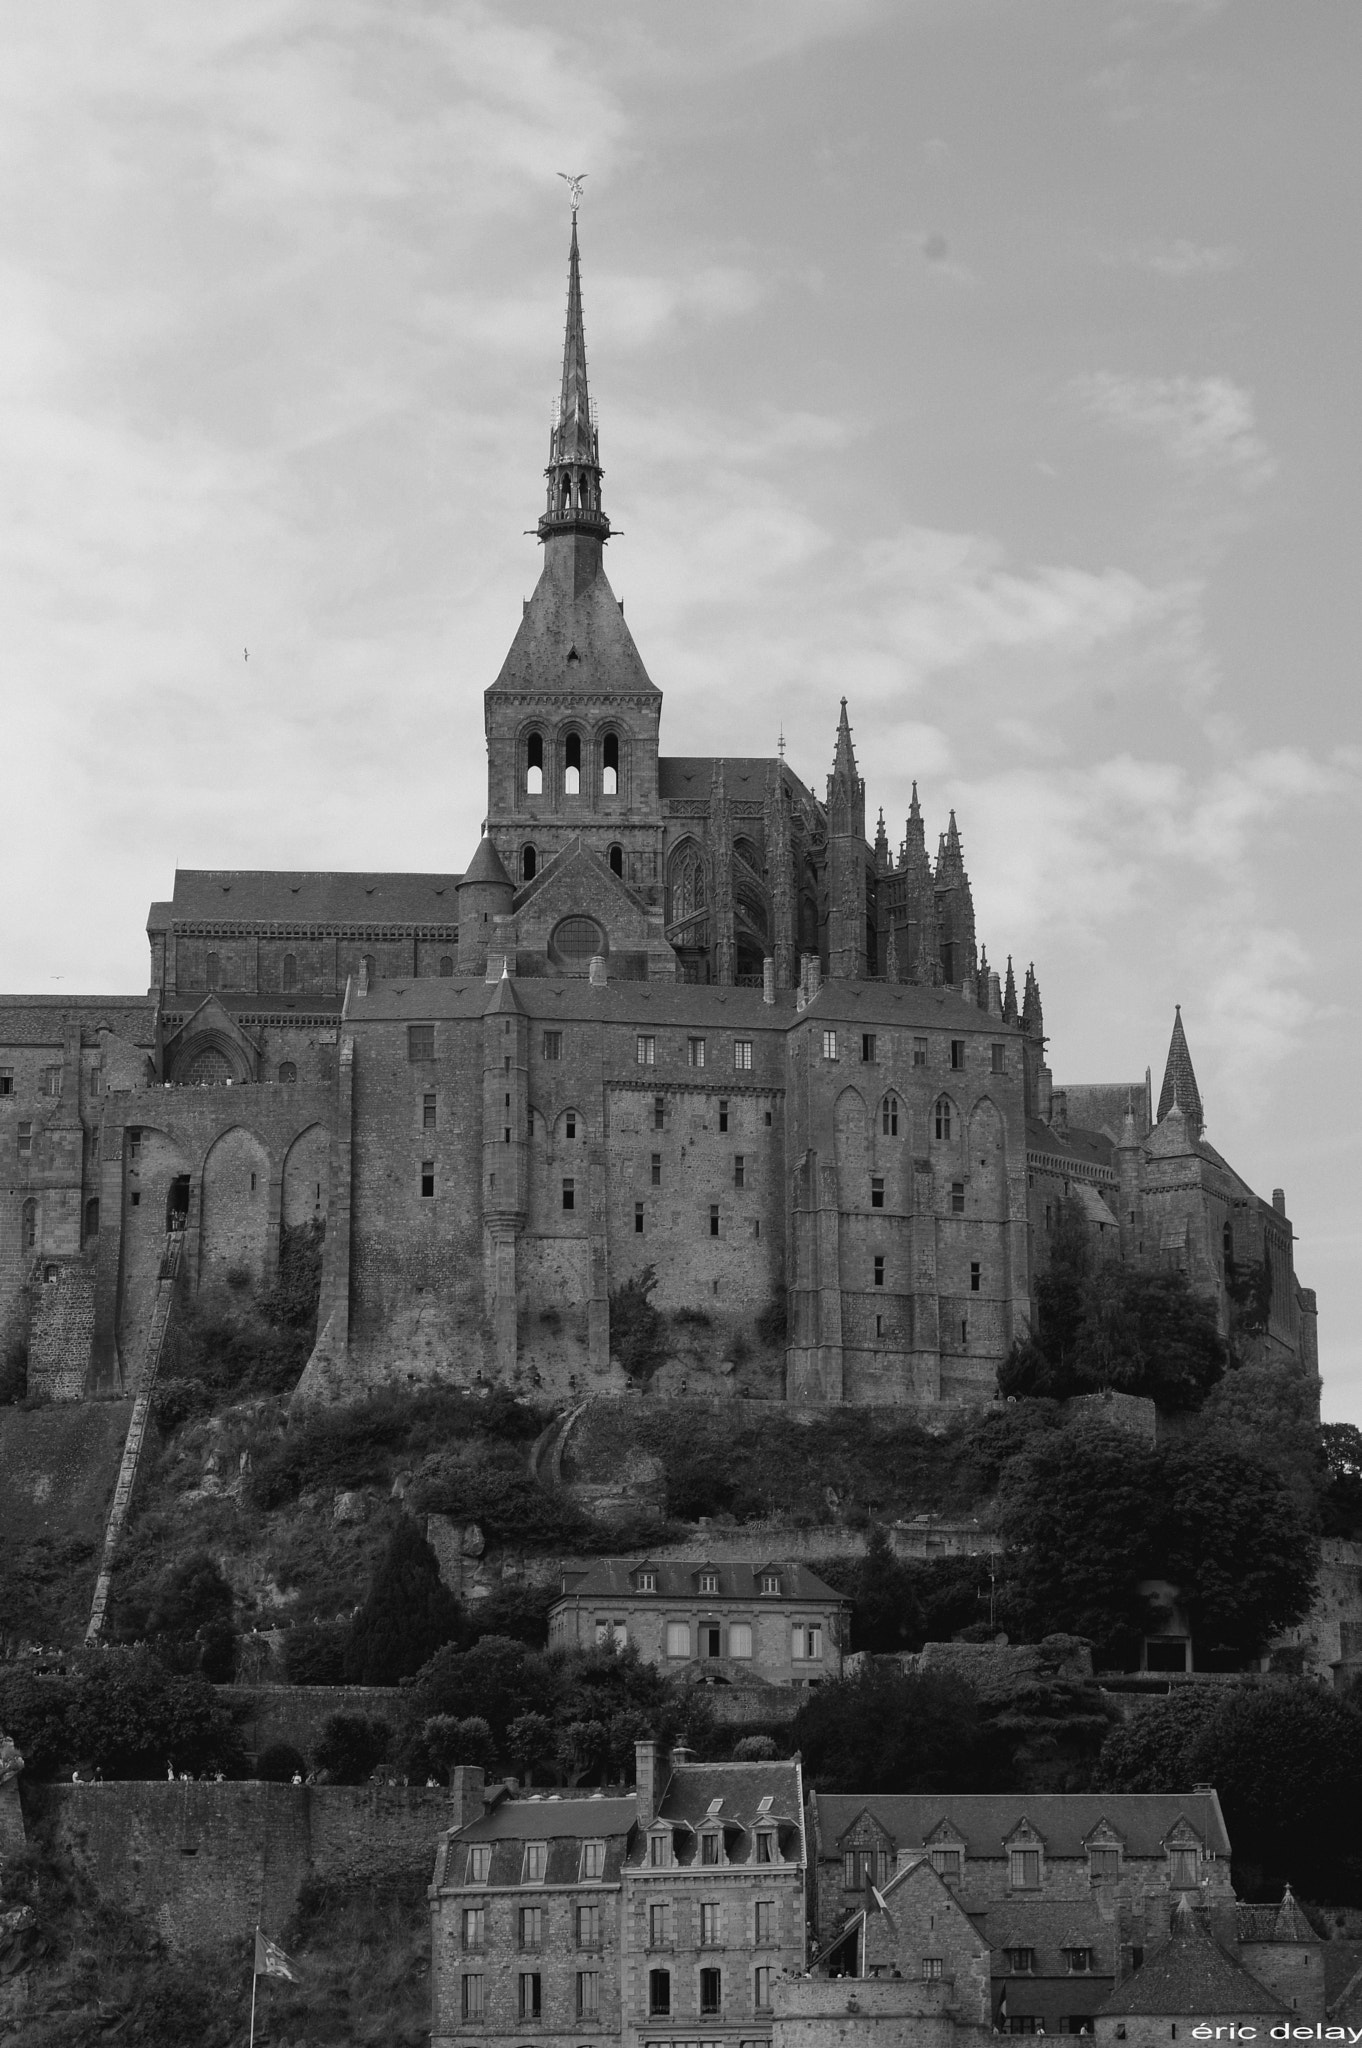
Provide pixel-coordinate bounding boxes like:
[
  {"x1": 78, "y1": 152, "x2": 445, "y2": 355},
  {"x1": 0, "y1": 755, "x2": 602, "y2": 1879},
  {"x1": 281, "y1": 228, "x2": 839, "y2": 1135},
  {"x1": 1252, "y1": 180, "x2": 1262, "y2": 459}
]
[
  {"x1": 564, "y1": 732, "x2": 582, "y2": 796},
  {"x1": 609, "y1": 844, "x2": 623, "y2": 877},
  {"x1": 282, "y1": 952, "x2": 298, "y2": 991},
  {"x1": 21, "y1": 1198, "x2": 37, "y2": 1250},
  {"x1": 526, "y1": 731, "x2": 544, "y2": 796},
  {"x1": 522, "y1": 844, "x2": 537, "y2": 882},
  {"x1": 603, "y1": 731, "x2": 620, "y2": 795},
  {"x1": 882, "y1": 1093, "x2": 899, "y2": 1136},
  {"x1": 935, "y1": 1098, "x2": 953, "y2": 1140},
  {"x1": 670, "y1": 847, "x2": 706, "y2": 923}
]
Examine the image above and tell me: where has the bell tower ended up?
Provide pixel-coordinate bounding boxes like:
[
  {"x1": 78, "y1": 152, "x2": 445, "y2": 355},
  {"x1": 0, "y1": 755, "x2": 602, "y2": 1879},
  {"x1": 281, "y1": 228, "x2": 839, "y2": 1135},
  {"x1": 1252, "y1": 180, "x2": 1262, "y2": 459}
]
[{"x1": 481, "y1": 196, "x2": 665, "y2": 907}]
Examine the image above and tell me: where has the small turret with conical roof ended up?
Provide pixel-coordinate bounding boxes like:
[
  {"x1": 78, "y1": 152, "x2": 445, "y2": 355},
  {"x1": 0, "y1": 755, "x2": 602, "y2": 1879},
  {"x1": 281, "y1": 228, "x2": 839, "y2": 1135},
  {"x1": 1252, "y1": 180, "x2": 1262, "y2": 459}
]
[{"x1": 458, "y1": 833, "x2": 515, "y2": 974}]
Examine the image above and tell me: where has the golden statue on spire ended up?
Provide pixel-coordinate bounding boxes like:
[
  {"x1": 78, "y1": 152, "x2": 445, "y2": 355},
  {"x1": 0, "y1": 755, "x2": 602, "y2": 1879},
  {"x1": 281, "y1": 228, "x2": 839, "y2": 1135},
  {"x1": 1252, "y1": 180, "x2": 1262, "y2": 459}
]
[{"x1": 557, "y1": 171, "x2": 587, "y2": 214}]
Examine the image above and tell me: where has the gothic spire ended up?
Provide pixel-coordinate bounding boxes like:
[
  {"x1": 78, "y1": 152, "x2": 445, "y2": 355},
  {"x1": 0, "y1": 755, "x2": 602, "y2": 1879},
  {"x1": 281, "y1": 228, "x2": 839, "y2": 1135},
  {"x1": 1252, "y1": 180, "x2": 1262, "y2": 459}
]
[
  {"x1": 1157, "y1": 1005, "x2": 1204, "y2": 1136},
  {"x1": 538, "y1": 212, "x2": 609, "y2": 548},
  {"x1": 1022, "y1": 962, "x2": 1044, "y2": 1041},
  {"x1": 1003, "y1": 955, "x2": 1018, "y2": 1025},
  {"x1": 874, "y1": 807, "x2": 890, "y2": 876}
]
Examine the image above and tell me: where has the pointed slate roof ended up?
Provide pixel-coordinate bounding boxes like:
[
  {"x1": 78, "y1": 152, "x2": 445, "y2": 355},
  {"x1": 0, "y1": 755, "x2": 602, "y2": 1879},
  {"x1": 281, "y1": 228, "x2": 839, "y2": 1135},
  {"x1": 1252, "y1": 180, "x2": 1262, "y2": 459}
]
[
  {"x1": 460, "y1": 834, "x2": 514, "y2": 889},
  {"x1": 556, "y1": 213, "x2": 594, "y2": 467},
  {"x1": 1157, "y1": 1005, "x2": 1204, "y2": 1134},
  {"x1": 1097, "y1": 1897, "x2": 1287, "y2": 2018}
]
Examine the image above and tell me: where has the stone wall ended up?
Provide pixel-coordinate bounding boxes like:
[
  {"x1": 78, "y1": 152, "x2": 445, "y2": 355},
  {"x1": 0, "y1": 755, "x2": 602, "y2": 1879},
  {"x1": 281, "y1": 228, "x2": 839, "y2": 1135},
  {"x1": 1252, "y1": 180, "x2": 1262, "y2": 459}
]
[
  {"x1": 220, "y1": 1684, "x2": 408, "y2": 1762},
  {"x1": 38, "y1": 1779, "x2": 451, "y2": 1947},
  {"x1": 27, "y1": 1262, "x2": 97, "y2": 1401}
]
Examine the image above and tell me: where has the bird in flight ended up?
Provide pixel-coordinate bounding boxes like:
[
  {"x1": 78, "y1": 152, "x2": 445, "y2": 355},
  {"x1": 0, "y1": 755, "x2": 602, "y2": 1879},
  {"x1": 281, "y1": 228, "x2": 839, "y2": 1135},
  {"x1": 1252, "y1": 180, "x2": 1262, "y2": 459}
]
[{"x1": 558, "y1": 172, "x2": 586, "y2": 213}]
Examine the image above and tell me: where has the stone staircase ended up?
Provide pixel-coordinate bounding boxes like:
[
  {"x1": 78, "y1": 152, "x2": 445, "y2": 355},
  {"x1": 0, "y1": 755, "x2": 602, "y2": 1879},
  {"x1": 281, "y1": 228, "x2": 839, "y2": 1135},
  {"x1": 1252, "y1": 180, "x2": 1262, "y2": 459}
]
[{"x1": 85, "y1": 1233, "x2": 184, "y2": 1644}]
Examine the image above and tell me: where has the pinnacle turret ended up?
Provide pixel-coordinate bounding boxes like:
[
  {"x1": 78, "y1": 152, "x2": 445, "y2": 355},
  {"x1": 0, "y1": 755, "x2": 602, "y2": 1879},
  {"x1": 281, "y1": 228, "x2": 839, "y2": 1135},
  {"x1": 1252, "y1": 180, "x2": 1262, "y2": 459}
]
[
  {"x1": 1003, "y1": 955, "x2": 1018, "y2": 1024},
  {"x1": 1157, "y1": 1005, "x2": 1204, "y2": 1137}
]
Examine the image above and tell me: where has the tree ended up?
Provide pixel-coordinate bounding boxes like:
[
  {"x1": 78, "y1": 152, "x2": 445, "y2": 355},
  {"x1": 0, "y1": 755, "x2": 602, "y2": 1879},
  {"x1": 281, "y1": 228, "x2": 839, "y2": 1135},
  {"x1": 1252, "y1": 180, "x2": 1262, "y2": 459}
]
[
  {"x1": 844, "y1": 1527, "x2": 925, "y2": 1654},
  {"x1": 407, "y1": 1635, "x2": 559, "y2": 1747},
  {"x1": 1083, "y1": 1269, "x2": 1226, "y2": 1410},
  {"x1": 143, "y1": 1552, "x2": 236, "y2": 1681},
  {"x1": 1158, "y1": 1435, "x2": 1318, "y2": 1667},
  {"x1": 314, "y1": 1711, "x2": 393, "y2": 1783},
  {"x1": 791, "y1": 1665, "x2": 984, "y2": 1793},
  {"x1": 996, "y1": 1421, "x2": 1163, "y2": 1667},
  {"x1": 1096, "y1": 1685, "x2": 1227, "y2": 1793},
  {"x1": 1321, "y1": 1424, "x2": 1362, "y2": 1537},
  {"x1": 11, "y1": 1647, "x2": 245, "y2": 1779},
  {"x1": 609, "y1": 1265, "x2": 666, "y2": 1380},
  {"x1": 343, "y1": 1516, "x2": 463, "y2": 1683},
  {"x1": 423, "y1": 1715, "x2": 497, "y2": 1778}
]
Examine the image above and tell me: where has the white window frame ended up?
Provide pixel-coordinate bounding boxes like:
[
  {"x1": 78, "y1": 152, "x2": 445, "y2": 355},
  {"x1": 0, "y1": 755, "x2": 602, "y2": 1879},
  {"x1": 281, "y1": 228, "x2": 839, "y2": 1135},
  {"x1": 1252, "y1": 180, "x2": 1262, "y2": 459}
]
[
  {"x1": 734, "y1": 1039, "x2": 753, "y2": 1071},
  {"x1": 637, "y1": 1035, "x2": 657, "y2": 1065}
]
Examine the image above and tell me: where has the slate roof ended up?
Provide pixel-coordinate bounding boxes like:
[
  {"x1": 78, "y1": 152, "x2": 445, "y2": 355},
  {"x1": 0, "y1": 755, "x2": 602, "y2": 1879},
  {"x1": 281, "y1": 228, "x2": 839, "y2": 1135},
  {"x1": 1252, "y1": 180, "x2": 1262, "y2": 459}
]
[
  {"x1": 1026, "y1": 1118, "x2": 1117, "y2": 1174},
  {"x1": 1324, "y1": 1943, "x2": 1362, "y2": 2009},
  {"x1": 1057, "y1": 1082, "x2": 1151, "y2": 1143},
  {"x1": 810, "y1": 1791, "x2": 1231, "y2": 1861},
  {"x1": 490, "y1": 554, "x2": 658, "y2": 697},
  {"x1": 0, "y1": 998, "x2": 158, "y2": 1047},
  {"x1": 1096, "y1": 1900, "x2": 1287, "y2": 2017},
  {"x1": 983, "y1": 1893, "x2": 1119, "y2": 1974},
  {"x1": 168, "y1": 870, "x2": 462, "y2": 925},
  {"x1": 461, "y1": 835, "x2": 513, "y2": 888},
  {"x1": 631, "y1": 1758, "x2": 805, "y2": 1870},
  {"x1": 453, "y1": 1791, "x2": 637, "y2": 1841},
  {"x1": 658, "y1": 757, "x2": 816, "y2": 809},
  {"x1": 352, "y1": 973, "x2": 1006, "y2": 1035},
  {"x1": 1237, "y1": 1889, "x2": 1316, "y2": 1944},
  {"x1": 554, "y1": 1559, "x2": 846, "y2": 1604}
]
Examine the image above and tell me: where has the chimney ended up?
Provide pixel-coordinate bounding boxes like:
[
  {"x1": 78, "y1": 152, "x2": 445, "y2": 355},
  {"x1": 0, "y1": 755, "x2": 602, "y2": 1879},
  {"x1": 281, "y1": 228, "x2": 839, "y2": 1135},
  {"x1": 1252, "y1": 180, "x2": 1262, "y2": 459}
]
[
  {"x1": 635, "y1": 1737, "x2": 662, "y2": 1827},
  {"x1": 589, "y1": 953, "x2": 608, "y2": 987},
  {"x1": 762, "y1": 958, "x2": 775, "y2": 1006},
  {"x1": 670, "y1": 1741, "x2": 695, "y2": 1772},
  {"x1": 1052, "y1": 1089, "x2": 1068, "y2": 1132},
  {"x1": 1272, "y1": 1188, "x2": 1285, "y2": 1215},
  {"x1": 449, "y1": 1765, "x2": 486, "y2": 1830}
]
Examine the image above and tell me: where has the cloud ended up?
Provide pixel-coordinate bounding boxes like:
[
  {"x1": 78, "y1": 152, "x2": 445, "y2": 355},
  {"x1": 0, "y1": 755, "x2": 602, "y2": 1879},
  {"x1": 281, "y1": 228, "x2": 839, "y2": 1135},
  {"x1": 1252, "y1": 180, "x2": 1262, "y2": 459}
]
[
  {"x1": 1115, "y1": 238, "x2": 1243, "y2": 277},
  {"x1": 1075, "y1": 372, "x2": 1276, "y2": 489}
]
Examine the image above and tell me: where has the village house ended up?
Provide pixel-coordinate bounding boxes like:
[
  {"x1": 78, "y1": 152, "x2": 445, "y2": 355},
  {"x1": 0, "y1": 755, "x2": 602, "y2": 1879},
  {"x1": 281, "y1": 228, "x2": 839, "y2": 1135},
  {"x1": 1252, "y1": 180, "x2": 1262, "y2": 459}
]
[
  {"x1": 430, "y1": 1742, "x2": 806, "y2": 2048},
  {"x1": 548, "y1": 1561, "x2": 850, "y2": 1691}
]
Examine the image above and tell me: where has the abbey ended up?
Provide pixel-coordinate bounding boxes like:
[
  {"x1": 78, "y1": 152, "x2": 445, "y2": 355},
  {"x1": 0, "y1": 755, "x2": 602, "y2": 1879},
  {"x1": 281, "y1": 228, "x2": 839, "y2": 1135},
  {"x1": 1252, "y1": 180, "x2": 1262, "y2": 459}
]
[{"x1": 0, "y1": 215, "x2": 1318, "y2": 1412}]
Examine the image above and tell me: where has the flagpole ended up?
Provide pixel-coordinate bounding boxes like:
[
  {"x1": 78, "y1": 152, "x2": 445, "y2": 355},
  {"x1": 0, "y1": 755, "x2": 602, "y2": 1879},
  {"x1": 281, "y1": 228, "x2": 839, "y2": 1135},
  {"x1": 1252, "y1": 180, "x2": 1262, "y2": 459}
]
[{"x1": 249, "y1": 1928, "x2": 259, "y2": 2048}]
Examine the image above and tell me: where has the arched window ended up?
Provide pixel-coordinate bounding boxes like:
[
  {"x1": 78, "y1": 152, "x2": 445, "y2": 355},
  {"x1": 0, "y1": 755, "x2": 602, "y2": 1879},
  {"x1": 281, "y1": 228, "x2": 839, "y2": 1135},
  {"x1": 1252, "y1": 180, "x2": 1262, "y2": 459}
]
[
  {"x1": 278, "y1": 1061, "x2": 297, "y2": 1084},
  {"x1": 609, "y1": 844, "x2": 623, "y2": 878},
  {"x1": 526, "y1": 731, "x2": 544, "y2": 796},
  {"x1": 84, "y1": 1196, "x2": 99, "y2": 1243},
  {"x1": 882, "y1": 1093, "x2": 899, "y2": 1137},
  {"x1": 206, "y1": 951, "x2": 221, "y2": 990},
  {"x1": 564, "y1": 733, "x2": 582, "y2": 797},
  {"x1": 362, "y1": 954, "x2": 376, "y2": 984},
  {"x1": 560, "y1": 473, "x2": 572, "y2": 512},
  {"x1": 522, "y1": 845, "x2": 538, "y2": 882},
  {"x1": 935, "y1": 1097, "x2": 952, "y2": 1141},
  {"x1": 603, "y1": 732, "x2": 620, "y2": 796},
  {"x1": 21, "y1": 1198, "x2": 37, "y2": 1251},
  {"x1": 439, "y1": 955, "x2": 454, "y2": 977},
  {"x1": 282, "y1": 952, "x2": 298, "y2": 992},
  {"x1": 1222, "y1": 1220, "x2": 1234, "y2": 1268}
]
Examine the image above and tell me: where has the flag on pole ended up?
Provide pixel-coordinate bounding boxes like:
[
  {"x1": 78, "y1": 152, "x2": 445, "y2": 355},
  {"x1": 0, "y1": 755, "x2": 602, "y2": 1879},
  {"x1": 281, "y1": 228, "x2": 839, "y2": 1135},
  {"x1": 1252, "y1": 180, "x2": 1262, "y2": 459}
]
[{"x1": 254, "y1": 1928, "x2": 299, "y2": 1983}]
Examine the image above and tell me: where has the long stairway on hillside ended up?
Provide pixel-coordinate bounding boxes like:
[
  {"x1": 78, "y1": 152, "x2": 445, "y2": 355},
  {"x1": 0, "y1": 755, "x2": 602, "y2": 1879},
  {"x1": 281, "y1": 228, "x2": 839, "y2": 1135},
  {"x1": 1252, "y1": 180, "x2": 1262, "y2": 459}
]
[{"x1": 85, "y1": 1232, "x2": 184, "y2": 1645}]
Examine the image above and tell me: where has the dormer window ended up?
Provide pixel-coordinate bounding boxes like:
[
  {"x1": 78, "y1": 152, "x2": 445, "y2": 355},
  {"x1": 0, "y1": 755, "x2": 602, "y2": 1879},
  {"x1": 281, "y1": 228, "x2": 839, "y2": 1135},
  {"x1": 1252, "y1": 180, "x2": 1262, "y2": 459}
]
[
  {"x1": 754, "y1": 1830, "x2": 775, "y2": 1865},
  {"x1": 699, "y1": 1571, "x2": 719, "y2": 1594},
  {"x1": 931, "y1": 1848, "x2": 962, "y2": 1884},
  {"x1": 1168, "y1": 1845, "x2": 1199, "y2": 1889},
  {"x1": 760, "y1": 1574, "x2": 780, "y2": 1596},
  {"x1": 637, "y1": 1571, "x2": 657, "y2": 1593},
  {"x1": 648, "y1": 1831, "x2": 671, "y2": 1869},
  {"x1": 700, "y1": 1832, "x2": 721, "y2": 1866},
  {"x1": 1009, "y1": 1848, "x2": 1041, "y2": 1889},
  {"x1": 1088, "y1": 1845, "x2": 1120, "y2": 1882},
  {"x1": 580, "y1": 1840, "x2": 605, "y2": 1881},
  {"x1": 522, "y1": 1841, "x2": 547, "y2": 1884},
  {"x1": 467, "y1": 1844, "x2": 491, "y2": 1884}
]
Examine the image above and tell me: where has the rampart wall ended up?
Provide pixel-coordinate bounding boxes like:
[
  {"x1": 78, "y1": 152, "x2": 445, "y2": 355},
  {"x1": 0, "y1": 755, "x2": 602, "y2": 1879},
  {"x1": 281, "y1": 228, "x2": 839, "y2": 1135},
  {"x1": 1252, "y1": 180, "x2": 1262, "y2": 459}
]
[{"x1": 36, "y1": 1779, "x2": 450, "y2": 1947}]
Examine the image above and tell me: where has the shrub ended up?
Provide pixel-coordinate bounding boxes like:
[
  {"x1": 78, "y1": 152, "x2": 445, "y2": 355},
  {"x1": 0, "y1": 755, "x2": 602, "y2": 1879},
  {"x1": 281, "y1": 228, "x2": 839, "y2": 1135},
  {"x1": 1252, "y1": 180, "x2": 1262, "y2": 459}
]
[
  {"x1": 314, "y1": 1711, "x2": 393, "y2": 1783},
  {"x1": 257, "y1": 1742, "x2": 308, "y2": 1782},
  {"x1": 755, "y1": 1297, "x2": 787, "y2": 1347},
  {"x1": 732, "y1": 1734, "x2": 778, "y2": 1761},
  {"x1": 609, "y1": 1266, "x2": 666, "y2": 1380},
  {"x1": 673, "y1": 1306, "x2": 712, "y2": 1329},
  {"x1": 135, "y1": 1551, "x2": 237, "y2": 1681}
]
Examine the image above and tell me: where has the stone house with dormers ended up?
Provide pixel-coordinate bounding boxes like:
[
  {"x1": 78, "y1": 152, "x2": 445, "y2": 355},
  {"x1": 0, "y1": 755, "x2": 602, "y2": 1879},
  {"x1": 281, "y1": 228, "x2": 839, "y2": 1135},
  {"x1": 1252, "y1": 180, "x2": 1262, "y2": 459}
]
[
  {"x1": 805, "y1": 1792, "x2": 1236, "y2": 2036},
  {"x1": 429, "y1": 1742, "x2": 806, "y2": 2048},
  {"x1": 548, "y1": 1561, "x2": 849, "y2": 1693}
]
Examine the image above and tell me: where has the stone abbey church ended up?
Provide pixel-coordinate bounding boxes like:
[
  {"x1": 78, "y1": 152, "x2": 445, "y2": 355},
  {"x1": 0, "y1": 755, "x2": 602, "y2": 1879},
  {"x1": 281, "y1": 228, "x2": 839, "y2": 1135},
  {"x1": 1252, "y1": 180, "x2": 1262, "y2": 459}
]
[{"x1": 0, "y1": 217, "x2": 1318, "y2": 1412}]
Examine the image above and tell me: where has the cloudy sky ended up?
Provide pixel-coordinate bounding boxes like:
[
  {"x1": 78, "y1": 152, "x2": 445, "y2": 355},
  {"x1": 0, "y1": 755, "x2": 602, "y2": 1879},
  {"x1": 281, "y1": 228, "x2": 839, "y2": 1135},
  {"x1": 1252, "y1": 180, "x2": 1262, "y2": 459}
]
[{"x1": 3, "y1": 3, "x2": 1359, "y2": 1413}]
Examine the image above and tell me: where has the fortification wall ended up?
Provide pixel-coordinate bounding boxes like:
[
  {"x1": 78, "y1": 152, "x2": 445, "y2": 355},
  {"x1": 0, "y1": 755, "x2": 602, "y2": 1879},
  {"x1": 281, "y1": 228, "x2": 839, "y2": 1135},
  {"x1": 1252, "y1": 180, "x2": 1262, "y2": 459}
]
[
  {"x1": 26, "y1": 1263, "x2": 98, "y2": 1401},
  {"x1": 38, "y1": 1780, "x2": 450, "y2": 1947}
]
